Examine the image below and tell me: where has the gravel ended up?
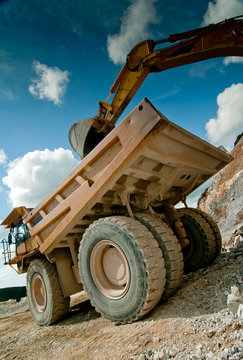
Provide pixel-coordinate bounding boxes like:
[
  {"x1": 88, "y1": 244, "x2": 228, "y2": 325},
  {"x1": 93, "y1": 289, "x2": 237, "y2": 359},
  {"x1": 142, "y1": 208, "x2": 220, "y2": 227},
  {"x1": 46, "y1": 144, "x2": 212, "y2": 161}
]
[{"x1": 0, "y1": 243, "x2": 242, "y2": 360}]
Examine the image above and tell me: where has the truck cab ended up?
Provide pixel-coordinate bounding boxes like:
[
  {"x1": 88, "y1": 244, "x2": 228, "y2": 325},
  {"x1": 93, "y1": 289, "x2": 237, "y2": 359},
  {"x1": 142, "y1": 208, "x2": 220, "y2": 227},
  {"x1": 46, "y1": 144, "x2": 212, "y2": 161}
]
[{"x1": 1, "y1": 207, "x2": 31, "y2": 265}]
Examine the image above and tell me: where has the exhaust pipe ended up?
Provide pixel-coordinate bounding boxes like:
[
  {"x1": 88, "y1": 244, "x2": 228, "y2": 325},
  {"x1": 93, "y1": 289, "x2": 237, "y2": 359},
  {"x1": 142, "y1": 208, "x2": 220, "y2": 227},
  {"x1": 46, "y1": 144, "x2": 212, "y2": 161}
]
[{"x1": 68, "y1": 118, "x2": 106, "y2": 159}]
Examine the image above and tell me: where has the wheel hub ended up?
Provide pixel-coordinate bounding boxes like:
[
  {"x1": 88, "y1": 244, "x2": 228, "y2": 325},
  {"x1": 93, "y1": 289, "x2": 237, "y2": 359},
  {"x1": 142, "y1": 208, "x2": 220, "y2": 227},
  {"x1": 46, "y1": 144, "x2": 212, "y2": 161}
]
[
  {"x1": 103, "y1": 247, "x2": 128, "y2": 286},
  {"x1": 183, "y1": 228, "x2": 195, "y2": 262},
  {"x1": 90, "y1": 240, "x2": 131, "y2": 299},
  {"x1": 31, "y1": 273, "x2": 47, "y2": 312}
]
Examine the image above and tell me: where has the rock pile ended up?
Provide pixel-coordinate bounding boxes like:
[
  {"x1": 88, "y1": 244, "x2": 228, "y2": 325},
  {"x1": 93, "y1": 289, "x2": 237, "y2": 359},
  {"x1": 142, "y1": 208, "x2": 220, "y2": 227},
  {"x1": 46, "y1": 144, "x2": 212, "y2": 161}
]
[
  {"x1": 227, "y1": 286, "x2": 243, "y2": 315},
  {"x1": 132, "y1": 242, "x2": 243, "y2": 360},
  {"x1": 198, "y1": 137, "x2": 243, "y2": 243}
]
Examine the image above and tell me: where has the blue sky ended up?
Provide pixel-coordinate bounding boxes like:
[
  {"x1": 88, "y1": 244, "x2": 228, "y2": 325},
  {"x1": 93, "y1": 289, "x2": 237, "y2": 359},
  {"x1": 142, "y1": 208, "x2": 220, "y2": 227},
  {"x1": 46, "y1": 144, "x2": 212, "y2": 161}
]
[{"x1": 0, "y1": 0, "x2": 243, "y2": 288}]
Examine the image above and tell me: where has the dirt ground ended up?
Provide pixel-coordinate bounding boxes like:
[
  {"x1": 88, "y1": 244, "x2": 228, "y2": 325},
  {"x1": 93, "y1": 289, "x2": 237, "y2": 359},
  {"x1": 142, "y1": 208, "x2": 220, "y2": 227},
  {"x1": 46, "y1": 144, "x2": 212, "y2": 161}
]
[{"x1": 0, "y1": 243, "x2": 242, "y2": 360}]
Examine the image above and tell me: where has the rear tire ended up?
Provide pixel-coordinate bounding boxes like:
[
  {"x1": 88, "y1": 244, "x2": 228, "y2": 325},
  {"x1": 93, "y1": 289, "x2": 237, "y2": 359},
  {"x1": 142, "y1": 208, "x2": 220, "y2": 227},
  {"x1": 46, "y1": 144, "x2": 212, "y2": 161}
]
[
  {"x1": 177, "y1": 208, "x2": 219, "y2": 273},
  {"x1": 193, "y1": 209, "x2": 222, "y2": 264},
  {"x1": 27, "y1": 258, "x2": 69, "y2": 326},
  {"x1": 135, "y1": 213, "x2": 183, "y2": 300},
  {"x1": 78, "y1": 216, "x2": 166, "y2": 324}
]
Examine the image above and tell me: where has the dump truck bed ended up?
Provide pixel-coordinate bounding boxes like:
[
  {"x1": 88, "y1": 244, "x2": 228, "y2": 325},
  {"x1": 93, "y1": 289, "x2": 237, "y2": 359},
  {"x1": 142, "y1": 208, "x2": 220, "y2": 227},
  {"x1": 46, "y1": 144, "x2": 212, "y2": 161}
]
[{"x1": 13, "y1": 98, "x2": 232, "y2": 261}]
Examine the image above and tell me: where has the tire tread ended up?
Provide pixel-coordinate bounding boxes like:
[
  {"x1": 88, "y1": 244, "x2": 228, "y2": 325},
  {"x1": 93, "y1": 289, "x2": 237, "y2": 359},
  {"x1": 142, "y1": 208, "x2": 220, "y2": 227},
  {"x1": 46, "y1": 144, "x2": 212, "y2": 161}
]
[
  {"x1": 79, "y1": 216, "x2": 166, "y2": 324},
  {"x1": 27, "y1": 258, "x2": 69, "y2": 326},
  {"x1": 135, "y1": 213, "x2": 184, "y2": 300}
]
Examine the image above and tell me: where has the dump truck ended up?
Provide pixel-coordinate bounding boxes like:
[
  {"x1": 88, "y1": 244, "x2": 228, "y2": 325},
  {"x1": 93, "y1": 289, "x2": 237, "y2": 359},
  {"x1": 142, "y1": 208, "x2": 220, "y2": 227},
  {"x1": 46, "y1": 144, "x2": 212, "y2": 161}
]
[{"x1": 1, "y1": 17, "x2": 243, "y2": 326}]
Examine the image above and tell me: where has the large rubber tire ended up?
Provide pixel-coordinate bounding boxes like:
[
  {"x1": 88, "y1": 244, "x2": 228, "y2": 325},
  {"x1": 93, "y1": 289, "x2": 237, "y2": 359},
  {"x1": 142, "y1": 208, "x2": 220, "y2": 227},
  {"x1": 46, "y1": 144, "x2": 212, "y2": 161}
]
[
  {"x1": 192, "y1": 209, "x2": 222, "y2": 264},
  {"x1": 27, "y1": 258, "x2": 69, "y2": 326},
  {"x1": 135, "y1": 213, "x2": 183, "y2": 300},
  {"x1": 78, "y1": 216, "x2": 166, "y2": 324},
  {"x1": 177, "y1": 208, "x2": 218, "y2": 273}
]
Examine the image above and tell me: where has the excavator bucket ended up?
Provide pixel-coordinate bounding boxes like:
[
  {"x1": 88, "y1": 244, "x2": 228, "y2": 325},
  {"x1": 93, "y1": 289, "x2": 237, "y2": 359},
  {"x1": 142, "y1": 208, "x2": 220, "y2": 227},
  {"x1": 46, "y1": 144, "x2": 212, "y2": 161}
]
[{"x1": 68, "y1": 118, "x2": 106, "y2": 159}]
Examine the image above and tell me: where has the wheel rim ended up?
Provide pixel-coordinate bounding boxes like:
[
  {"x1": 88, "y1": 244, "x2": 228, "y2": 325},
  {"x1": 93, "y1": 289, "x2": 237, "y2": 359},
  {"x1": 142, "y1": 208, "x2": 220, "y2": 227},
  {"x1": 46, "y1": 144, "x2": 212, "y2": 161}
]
[
  {"x1": 31, "y1": 273, "x2": 47, "y2": 312},
  {"x1": 90, "y1": 240, "x2": 131, "y2": 300}
]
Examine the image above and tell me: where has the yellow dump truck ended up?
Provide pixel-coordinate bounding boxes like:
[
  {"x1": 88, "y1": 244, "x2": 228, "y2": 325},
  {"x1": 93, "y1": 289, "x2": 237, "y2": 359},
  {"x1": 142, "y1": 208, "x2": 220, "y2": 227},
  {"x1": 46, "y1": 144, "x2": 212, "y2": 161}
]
[
  {"x1": 1, "y1": 17, "x2": 243, "y2": 326},
  {"x1": 2, "y1": 98, "x2": 232, "y2": 325}
]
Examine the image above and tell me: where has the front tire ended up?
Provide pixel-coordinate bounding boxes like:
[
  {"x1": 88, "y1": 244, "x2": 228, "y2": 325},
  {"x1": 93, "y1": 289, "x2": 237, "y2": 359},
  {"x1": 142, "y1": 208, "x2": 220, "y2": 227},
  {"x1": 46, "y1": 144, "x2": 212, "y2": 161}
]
[
  {"x1": 78, "y1": 216, "x2": 166, "y2": 324},
  {"x1": 27, "y1": 258, "x2": 69, "y2": 326}
]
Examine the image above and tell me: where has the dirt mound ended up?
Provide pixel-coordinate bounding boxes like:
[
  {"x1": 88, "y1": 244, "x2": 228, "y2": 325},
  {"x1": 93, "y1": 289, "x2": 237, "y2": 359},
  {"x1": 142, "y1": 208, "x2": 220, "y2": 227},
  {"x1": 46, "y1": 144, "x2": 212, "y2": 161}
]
[{"x1": 1, "y1": 242, "x2": 242, "y2": 360}]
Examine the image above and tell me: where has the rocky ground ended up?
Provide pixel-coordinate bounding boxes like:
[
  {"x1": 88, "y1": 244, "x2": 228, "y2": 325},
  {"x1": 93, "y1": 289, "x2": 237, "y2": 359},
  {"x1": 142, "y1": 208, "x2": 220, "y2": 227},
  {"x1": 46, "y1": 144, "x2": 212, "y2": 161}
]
[
  {"x1": 0, "y1": 240, "x2": 242, "y2": 360},
  {"x1": 198, "y1": 137, "x2": 243, "y2": 243}
]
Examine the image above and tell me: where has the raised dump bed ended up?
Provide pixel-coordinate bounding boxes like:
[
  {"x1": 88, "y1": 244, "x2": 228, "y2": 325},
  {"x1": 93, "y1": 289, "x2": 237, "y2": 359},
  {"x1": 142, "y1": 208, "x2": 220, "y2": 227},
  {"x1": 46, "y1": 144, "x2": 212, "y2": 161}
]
[{"x1": 2, "y1": 98, "x2": 232, "y2": 325}]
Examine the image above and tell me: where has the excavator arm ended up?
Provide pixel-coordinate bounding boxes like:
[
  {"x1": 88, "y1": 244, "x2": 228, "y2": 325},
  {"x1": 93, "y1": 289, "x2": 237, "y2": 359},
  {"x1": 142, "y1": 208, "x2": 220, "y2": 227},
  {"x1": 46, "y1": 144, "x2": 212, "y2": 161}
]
[{"x1": 69, "y1": 16, "x2": 243, "y2": 158}]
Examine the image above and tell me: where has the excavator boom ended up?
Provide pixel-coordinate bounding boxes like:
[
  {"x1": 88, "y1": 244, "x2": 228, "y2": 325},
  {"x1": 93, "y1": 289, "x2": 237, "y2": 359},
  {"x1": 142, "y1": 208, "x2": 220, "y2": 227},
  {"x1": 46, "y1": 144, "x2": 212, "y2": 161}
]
[{"x1": 69, "y1": 16, "x2": 243, "y2": 158}]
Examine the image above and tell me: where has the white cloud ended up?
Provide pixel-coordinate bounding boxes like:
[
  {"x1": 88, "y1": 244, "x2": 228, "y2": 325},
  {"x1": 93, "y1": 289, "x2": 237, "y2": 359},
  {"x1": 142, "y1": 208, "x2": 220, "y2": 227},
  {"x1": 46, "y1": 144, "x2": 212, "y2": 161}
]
[
  {"x1": 0, "y1": 149, "x2": 7, "y2": 165},
  {"x1": 0, "y1": 225, "x2": 8, "y2": 245},
  {"x1": 202, "y1": 0, "x2": 243, "y2": 25},
  {"x1": 205, "y1": 83, "x2": 243, "y2": 148},
  {"x1": 223, "y1": 56, "x2": 243, "y2": 65},
  {"x1": 107, "y1": 0, "x2": 159, "y2": 65},
  {"x1": 2, "y1": 148, "x2": 79, "y2": 208},
  {"x1": 29, "y1": 61, "x2": 70, "y2": 105},
  {"x1": 0, "y1": 264, "x2": 26, "y2": 288}
]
